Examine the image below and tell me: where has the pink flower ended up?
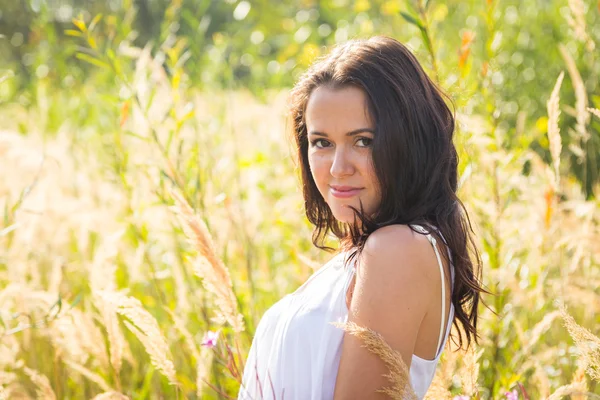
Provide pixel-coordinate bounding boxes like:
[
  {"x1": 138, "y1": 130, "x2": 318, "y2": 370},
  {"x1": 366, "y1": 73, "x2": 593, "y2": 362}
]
[
  {"x1": 453, "y1": 396, "x2": 470, "y2": 400},
  {"x1": 505, "y1": 389, "x2": 519, "y2": 400},
  {"x1": 201, "y1": 330, "x2": 220, "y2": 348}
]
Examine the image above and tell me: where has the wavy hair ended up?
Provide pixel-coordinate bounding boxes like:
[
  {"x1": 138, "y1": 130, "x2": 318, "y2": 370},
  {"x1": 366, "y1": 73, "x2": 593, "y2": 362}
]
[{"x1": 288, "y1": 36, "x2": 489, "y2": 350}]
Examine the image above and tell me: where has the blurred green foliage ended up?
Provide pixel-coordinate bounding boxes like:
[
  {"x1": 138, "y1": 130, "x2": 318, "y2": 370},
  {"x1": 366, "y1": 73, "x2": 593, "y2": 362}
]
[{"x1": 1, "y1": 0, "x2": 599, "y2": 196}]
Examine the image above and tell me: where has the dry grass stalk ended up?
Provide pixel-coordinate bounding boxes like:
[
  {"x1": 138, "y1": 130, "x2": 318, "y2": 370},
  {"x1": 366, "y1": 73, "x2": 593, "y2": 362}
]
[
  {"x1": 331, "y1": 321, "x2": 418, "y2": 400},
  {"x1": 196, "y1": 346, "x2": 215, "y2": 398},
  {"x1": 97, "y1": 290, "x2": 177, "y2": 385},
  {"x1": 558, "y1": 45, "x2": 590, "y2": 147},
  {"x1": 167, "y1": 308, "x2": 201, "y2": 362},
  {"x1": 22, "y1": 367, "x2": 57, "y2": 400},
  {"x1": 95, "y1": 294, "x2": 126, "y2": 375},
  {"x1": 89, "y1": 231, "x2": 128, "y2": 375},
  {"x1": 522, "y1": 311, "x2": 562, "y2": 356},
  {"x1": 422, "y1": 375, "x2": 452, "y2": 400},
  {"x1": 566, "y1": 0, "x2": 595, "y2": 52},
  {"x1": 588, "y1": 108, "x2": 600, "y2": 119},
  {"x1": 0, "y1": 285, "x2": 104, "y2": 368},
  {"x1": 533, "y1": 365, "x2": 551, "y2": 398},
  {"x1": 169, "y1": 187, "x2": 244, "y2": 332},
  {"x1": 558, "y1": 303, "x2": 600, "y2": 381},
  {"x1": 423, "y1": 343, "x2": 457, "y2": 400},
  {"x1": 461, "y1": 345, "x2": 483, "y2": 396},
  {"x1": 0, "y1": 335, "x2": 21, "y2": 370},
  {"x1": 570, "y1": 363, "x2": 588, "y2": 400},
  {"x1": 89, "y1": 229, "x2": 124, "y2": 293},
  {"x1": 51, "y1": 307, "x2": 109, "y2": 369},
  {"x1": 0, "y1": 371, "x2": 18, "y2": 388},
  {"x1": 546, "y1": 381, "x2": 588, "y2": 400},
  {"x1": 63, "y1": 360, "x2": 113, "y2": 392},
  {"x1": 546, "y1": 71, "x2": 564, "y2": 189},
  {"x1": 122, "y1": 321, "x2": 178, "y2": 385},
  {"x1": 91, "y1": 392, "x2": 130, "y2": 400}
]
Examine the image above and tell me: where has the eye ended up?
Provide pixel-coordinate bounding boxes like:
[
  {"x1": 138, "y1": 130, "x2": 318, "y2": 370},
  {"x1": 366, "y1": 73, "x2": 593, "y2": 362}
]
[
  {"x1": 310, "y1": 139, "x2": 330, "y2": 148},
  {"x1": 356, "y1": 137, "x2": 373, "y2": 147}
]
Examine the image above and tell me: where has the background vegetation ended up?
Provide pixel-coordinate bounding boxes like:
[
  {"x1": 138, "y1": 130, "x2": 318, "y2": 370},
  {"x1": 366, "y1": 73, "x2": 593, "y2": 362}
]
[{"x1": 0, "y1": 0, "x2": 599, "y2": 399}]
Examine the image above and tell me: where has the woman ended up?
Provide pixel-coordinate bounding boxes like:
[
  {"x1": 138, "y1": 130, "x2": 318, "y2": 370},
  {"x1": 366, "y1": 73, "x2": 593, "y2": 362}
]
[{"x1": 238, "y1": 36, "x2": 486, "y2": 399}]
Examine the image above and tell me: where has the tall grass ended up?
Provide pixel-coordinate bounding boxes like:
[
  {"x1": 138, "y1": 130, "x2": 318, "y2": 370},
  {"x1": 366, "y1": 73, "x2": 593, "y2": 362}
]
[{"x1": 0, "y1": 3, "x2": 599, "y2": 400}]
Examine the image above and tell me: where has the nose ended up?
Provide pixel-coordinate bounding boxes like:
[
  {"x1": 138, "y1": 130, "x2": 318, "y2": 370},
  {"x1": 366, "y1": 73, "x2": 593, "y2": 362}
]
[{"x1": 330, "y1": 146, "x2": 355, "y2": 178}]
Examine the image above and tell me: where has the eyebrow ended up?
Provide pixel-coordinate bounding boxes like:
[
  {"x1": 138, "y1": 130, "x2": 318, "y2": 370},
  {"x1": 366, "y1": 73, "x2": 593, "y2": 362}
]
[{"x1": 308, "y1": 128, "x2": 375, "y2": 137}]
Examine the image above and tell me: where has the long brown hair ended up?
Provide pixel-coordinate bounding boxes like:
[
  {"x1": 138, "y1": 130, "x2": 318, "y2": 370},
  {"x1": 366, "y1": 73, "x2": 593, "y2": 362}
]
[{"x1": 288, "y1": 36, "x2": 489, "y2": 350}]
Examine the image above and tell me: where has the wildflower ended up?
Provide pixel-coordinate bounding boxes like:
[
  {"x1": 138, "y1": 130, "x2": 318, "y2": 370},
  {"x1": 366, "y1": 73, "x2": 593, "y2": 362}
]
[
  {"x1": 201, "y1": 330, "x2": 220, "y2": 348},
  {"x1": 505, "y1": 389, "x2": 519, "y2": 400},
  {"x1": 453, "y1": 396, "x2": 470, "y2": 400}
]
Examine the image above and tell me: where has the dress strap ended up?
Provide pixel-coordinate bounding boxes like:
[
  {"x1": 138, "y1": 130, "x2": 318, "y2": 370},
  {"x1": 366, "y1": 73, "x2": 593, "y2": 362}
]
[{"x1": 410, "y1": 224, "x2": 447, "y2": 357}]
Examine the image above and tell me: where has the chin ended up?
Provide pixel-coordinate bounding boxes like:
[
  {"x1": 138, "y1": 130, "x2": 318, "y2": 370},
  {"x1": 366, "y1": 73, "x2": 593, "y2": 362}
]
[{"x1": 331, "y1": 205, "x2": 361, "y2": 224}]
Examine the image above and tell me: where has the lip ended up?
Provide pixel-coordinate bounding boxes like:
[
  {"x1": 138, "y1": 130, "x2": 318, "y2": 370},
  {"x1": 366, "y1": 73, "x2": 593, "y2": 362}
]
[{"x1": 330, "y1": 185, "x2": 364, "y2": 198}]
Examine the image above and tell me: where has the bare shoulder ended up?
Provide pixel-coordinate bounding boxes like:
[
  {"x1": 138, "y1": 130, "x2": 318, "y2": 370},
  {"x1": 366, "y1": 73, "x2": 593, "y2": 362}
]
[
  {"x1": 359, "y1": 224, "x2": 441, "y2": 286},
  {"x1": 333, "y1": 224, "x2": 442, "y2": 398}
]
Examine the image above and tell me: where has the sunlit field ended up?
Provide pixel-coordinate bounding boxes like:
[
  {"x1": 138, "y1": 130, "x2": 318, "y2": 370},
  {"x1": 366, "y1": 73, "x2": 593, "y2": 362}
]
[{"x1": 1, "y1": 0, "x2": 599, "y2": 399}]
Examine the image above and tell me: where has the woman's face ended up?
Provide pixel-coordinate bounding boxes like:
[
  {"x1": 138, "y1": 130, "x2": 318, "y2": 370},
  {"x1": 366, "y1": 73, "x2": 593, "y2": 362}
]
[{"x1": 305, "y1": 85, "x2": 381, "y2": 224}]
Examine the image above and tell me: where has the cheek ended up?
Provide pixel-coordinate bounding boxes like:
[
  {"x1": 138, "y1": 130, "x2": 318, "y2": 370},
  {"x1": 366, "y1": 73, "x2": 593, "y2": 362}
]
[
  {"x1": 364, "y1": 160, "x2": 381, "y2": 200},
  {"x1": 362, "y1": 158, "x2": 376, "y2": 184},
  {"x1": 308, "y1": 154, "x2": 329, "y2": 186}
]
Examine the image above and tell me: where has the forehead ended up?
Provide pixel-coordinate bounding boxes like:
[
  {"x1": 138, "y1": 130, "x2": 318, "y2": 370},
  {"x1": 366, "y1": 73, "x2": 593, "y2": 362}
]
[{"x1": 305, "y1": 85, "x2": 373, "y2": 131}]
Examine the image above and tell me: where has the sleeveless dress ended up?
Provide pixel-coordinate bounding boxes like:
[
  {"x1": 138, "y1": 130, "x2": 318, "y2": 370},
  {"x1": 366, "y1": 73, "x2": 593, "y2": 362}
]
[{"x1": 238, "y1": 224, "x2": 455, "y2": 400}]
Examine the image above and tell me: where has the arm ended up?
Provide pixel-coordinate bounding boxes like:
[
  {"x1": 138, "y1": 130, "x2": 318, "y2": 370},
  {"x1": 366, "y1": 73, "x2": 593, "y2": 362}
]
[{"x1": 333, "y1": 224, "x2": 439, "y2": 399}]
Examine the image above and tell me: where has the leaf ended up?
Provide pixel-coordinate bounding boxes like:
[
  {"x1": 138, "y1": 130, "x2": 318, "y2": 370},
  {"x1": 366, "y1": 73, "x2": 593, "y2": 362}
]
[
  {"x1": 89, "y1": 13, "x2": 103, "y2": 33},
  {"x1": 144, "y1": 87, "x2": 157, "y2": 114},
  {"x1": 124, "y1": 130, "x2": 150, "y2": 142},
  {"x1": 107, "y1": 48, "x2": 116, "y2": 61},
  {"x1": 179, "y1": 106, "x2": 195, "y2": 123},
  {"x1": 160, "y1": 169, "x2": 179, "y2": 187},
  {"x1": 172, "y1": 70, "x2": 181, "y2": 90},
  {"x1": 75, "y1": 52, "x2": 110, "y2": 69},
  {"x1": 420, "y1": 29, "x2": 434, "y2": 57},
  {"x1": 180, "y1": 9, "x2": 200, "y2": 29},
  {"x1": 64, "y1": 29, "x2": 83, "y2": 37},
  {"x1": 400, "y1": 11, "x2": 424, "y2": 30},
  {"x1": 11, "y1": 183, "x2": 33, "y2": 215},
  {"x1": 0, "y1": 224, "x2": 19, "y2": 237},
  {"x1": 70, "y1": 292, "x2": 83, "y2": 309},
  {"x1": 88, "y1": 36, "x2": 98, "y2": 50},
  {"x1": 175, "y1": 50, "x2": 192, "y2": 69},
  {"x1": 47, "y1": 296, "x2": 63, "y2": 320},
  {"x1": 72, "y1": 17, "x2": 87, "y2": 32}
]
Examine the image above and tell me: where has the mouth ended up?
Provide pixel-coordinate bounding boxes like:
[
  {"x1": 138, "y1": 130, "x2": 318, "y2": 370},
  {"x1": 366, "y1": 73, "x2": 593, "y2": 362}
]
[{"x1": 330, "y1": 185, "x2": 364, "y2": 198}]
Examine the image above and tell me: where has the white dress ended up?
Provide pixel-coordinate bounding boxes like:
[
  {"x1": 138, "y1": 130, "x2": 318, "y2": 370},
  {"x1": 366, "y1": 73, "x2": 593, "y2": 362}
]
[{"x1": 238, "y1": 224, "x2": 455, "y2": 400}]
